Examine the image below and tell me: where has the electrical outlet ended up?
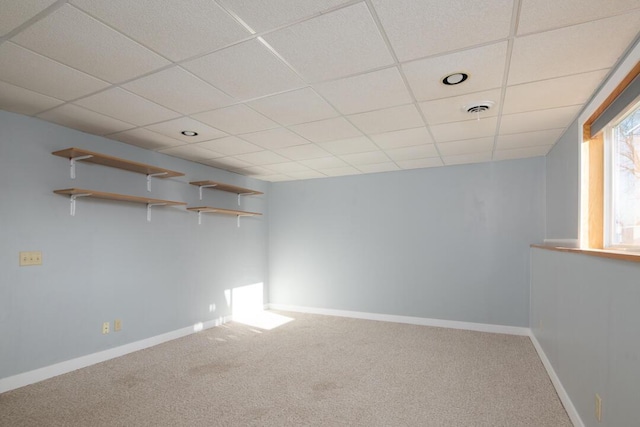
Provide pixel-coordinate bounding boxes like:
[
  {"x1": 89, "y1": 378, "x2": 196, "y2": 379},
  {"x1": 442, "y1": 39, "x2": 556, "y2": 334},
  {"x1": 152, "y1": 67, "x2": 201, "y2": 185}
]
[
  {"x1": 102, "y1": 322, "x2": 110, "y2": 334},
  {"x1": 114, "y1": 319, "x2": 122, "y2": 332},
  {"x1": 19, "y1": 251, "x2": 43, "y2": 266},
  {"x1": 595, "y1": 393, "x2": 602, "y2": 422}
]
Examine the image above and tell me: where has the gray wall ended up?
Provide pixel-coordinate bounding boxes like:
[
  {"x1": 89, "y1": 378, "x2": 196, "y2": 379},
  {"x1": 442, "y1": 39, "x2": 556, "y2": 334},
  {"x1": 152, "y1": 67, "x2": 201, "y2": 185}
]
[
  {"x1": 0, "y1": 111, "x2": 269, "y2": 379},
  {"x1": 545, "y1": 121, "x2": 580, "y2": 240},
  {"x1": 268, "y1": 158, "x2": 545, "y2": 327},
  {"x1": 530, "y1": 248, "x2": 640, "y2": 427}
]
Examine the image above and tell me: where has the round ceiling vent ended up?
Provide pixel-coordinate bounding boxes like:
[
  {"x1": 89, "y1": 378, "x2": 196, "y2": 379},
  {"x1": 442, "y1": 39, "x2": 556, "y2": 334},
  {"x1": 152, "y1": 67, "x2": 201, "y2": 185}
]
[{"x1": 464, "y1": 101, "x2": 495, "y2": 114}]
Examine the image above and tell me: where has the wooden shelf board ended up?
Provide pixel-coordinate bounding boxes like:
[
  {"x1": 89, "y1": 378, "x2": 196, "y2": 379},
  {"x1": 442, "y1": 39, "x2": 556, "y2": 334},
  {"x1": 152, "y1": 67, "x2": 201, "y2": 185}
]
[
  {"x1": 54, "y1": 188, "x2": 186, "y2": 206},
  {"x1": 53, "y1": 148, "x2": 184, "y2": 178},
  {"x1": 187, "y1": 206, "x2": 262, "y2": 216},
  {"x1": 189, "y1": 180, "x2": 263, "y2": 196}
]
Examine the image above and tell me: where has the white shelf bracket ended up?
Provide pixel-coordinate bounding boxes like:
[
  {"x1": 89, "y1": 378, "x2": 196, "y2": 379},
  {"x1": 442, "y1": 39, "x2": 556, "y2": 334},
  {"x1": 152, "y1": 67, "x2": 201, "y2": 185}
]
[
  {"x1": 237, "y1": 192, "x2": 254, "y2": 206},
  {"x1": 237, "y1": 214, "x2": 252, "y2": 228},
  {"x1": 69, "y1": 155, "x2": 93, "y2": 179},
  {"x1": 198, "y1": 211, "x2": 202, "y2": 225},
  {"x1": 198, "y1": 184, "x2": 218, "y2": 200},
  {"x1": 146, "y1": 203, "x2": 166, "y2": 222},
  {"x1": 147, "y1": 172, "x2": 168, "y2": 192},
  {"x1": 69, "y1": 193, "x2": 91, "y2": 216}
]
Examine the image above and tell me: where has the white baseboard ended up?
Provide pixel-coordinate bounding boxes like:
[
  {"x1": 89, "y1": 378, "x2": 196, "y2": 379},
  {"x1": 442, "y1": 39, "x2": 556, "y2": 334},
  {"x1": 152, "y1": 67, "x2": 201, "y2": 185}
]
[
  {"x1": 0, "y1": 315, "x2": 232, "y2": 394},
  {"x1": 529, "y1": 331, "x2": 584, "y2": 427},
  {"x1": 268, "y1": 304, "x2": 530, "y2": 336}
]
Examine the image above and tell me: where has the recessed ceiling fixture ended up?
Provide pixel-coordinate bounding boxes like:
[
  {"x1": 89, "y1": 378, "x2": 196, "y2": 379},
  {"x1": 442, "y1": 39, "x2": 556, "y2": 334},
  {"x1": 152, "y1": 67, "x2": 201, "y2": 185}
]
[
  {"x1": 442, "y1": 72, "x2": 469, "y2": 86},
  {"x1": 464, "y1": 100, "x2": 494, "y2": 114},
  {"x1": 181, "y1": 130, "x2": 198, "y2": 137}
]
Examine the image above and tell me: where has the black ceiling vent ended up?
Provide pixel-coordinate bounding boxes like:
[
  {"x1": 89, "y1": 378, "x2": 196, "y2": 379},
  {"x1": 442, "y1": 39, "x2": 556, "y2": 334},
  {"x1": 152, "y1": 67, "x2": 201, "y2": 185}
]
[{"x1": 464, "y1": 101, "x2": 495, "y2": 114}]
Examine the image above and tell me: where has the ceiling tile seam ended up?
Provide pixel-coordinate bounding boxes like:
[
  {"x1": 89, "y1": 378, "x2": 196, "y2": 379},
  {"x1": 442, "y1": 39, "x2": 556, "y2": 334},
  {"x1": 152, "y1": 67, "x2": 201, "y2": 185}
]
[
  {"x1": 0, "y1": 75, "x2": 67, "y2": 104},
  {"x1": 171, "y1": 0, "x2": 363, "y2": 71},
  {"x1": 491, "y1": 0, "x2": 525, "y2": 159},
  {"x1": 414, "y1": 86, "x2": 505, "y2": 104},
  {"x1": 0, "y1": 0, "x2": 67, "y2": 44},
  {"x1": 213, "y1": 0, "x2": 257, "y2": 34},
  {"x1": 362, "y1": 0, "x2": 441, "y2": 165},
  {"x1": 515, "y1": 7, "x2": 640, "y2": 38},
  {"x1": 501, "y1": 103, "x2": 586, "y2": 117},
  {"x1": 498, "y1": 126, "x2": 568, "y2": 137}
]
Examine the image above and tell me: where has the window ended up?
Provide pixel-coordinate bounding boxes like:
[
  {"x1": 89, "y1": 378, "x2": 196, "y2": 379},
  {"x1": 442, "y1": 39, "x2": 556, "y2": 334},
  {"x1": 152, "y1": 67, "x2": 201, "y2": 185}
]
[
  {"x1": 605, "y1": 99, "x2": 640, "y2": 249},
  {"x1": 582, "y1": 61, "x2": 640, "y2": 251}
]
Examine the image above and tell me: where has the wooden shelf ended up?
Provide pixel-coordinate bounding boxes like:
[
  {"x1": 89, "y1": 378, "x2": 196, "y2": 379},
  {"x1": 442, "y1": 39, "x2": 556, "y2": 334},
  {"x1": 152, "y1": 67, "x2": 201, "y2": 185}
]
[
  {"x1": 53, "y1": 147, "x2": 184, "y2": 179},
  {"x1": 186, "y1": 206, "x2": 261, "y2": 216},
  {"x1": 189, "y1": 180, "x2": 263, "y2": 196},
  {"x1": 54, "y1": 188, "x2": 186, "y2": 220}
]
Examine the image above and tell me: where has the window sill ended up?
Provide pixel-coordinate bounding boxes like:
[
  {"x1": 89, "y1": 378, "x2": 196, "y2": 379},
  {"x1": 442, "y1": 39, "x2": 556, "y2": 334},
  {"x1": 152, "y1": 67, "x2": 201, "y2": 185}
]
[{"x1": 531, "y1": 244, "x2": 640, "y2": 263}]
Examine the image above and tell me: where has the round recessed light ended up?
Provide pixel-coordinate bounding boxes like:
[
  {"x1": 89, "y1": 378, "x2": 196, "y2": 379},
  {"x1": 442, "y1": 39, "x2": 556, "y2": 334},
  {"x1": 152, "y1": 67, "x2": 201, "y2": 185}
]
[
  {"x1": 442, "y1": 72, "x2": 469, "y2": 86},
  {"x1": 181, "y1": 130, "x2": 198, "y2": 137}
]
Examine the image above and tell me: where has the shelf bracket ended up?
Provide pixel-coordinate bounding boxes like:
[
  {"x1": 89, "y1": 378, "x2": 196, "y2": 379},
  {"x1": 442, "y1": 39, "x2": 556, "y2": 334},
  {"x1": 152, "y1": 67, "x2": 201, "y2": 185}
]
[
  {"x1": 147, "y1": 172, "x2": 168, "y2": 192},
  {"x1": 237, "y1": 214, "x2": 252, "y2": 228},
  {"x1": 69, "y1": 155, "x2": 93, "y2": 179},
  {"x1": 198, "y1": 184, "x2": 218, "y2": 200},
  {"x1": 198, "y1": 211, "x2": 202, "y2": 225},
  {"x1": 237, "y1": 192, "x2": 255, "y2": 206},
  {"x1": 146, "y1": 203, "x2": 166, "y2": 222},
  {"x1": 69, "y1": 193, "x2": 92, "y2": 216}
]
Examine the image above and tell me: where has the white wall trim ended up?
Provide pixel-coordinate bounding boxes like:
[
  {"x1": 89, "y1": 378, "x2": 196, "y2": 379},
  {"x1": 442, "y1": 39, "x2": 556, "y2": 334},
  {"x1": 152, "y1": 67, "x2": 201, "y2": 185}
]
[
  {"x1": 0, "y1": 315, "x2": 232, "y2": 394},
  {"x1": 268, "y1": 304, "x2": 530, "y2": 336},
  {"x1": 529, "y1": 331, "x2": 585, "y2": 427}
]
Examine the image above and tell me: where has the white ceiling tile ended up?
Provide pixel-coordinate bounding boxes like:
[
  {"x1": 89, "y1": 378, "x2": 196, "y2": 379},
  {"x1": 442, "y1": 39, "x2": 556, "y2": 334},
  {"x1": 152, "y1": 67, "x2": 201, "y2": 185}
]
[
  {"x1": 202, "y1": 157, "x2": 253, "y2": 170},
  {"x1": 372, "y1": 0, "x2": 513, "y2": 61},
  {"x1": 237, "y1": 165, "x2": 278, "y2": 176},
  {"x1": 419, "y1": 89, "x2": 502, "y2": 125},
  {"x1": 396, "y1": 157, "x2": 443, "y2": 169},
  {"x1": 11, "y1": 5, "x2": 170, "y2": 83},
  {"x1": 430, "y1": 117, "x2": 498, "y2": 143},
  {"x1": 0, "y1": 80, "x2": 63, "y2": 115},
  {"x1": 145, "y1": 117, "x2": 227, "y2": 143},
  {"x1": 196, "y1": 137, "x2": 262, "y2": 156},
  {"x1": 496, "y1": 129, "x2": 565, "y2": 150},
  {"x1": 71, "y1": 0, "x2": 250, "y2": 61},
  {"x1": 159, "y1": 145, "x2": 224, "y2": 162},
  {"x1": 193, "y1": 104, "x2": 279, "y2": 134},
  {"x1": 500, "y1": 106, "x2": 581, "y2": 135},
  {"x1": 0, "y1": 0, "x2": 57, "y2": 36},
  {"x1": 443, "y1": 152, "x2": 493, "y2": 166},
  {"x1": 286, "y1": 170, "x2": 327, "y2": 180},
  {"x1": 123, "y1": 67, "x2": 236, "y2": 115},
  {"x1": 339, "y1": 150, "x2": 391, "y2": 166},
  {"x1": 218, "y1": 0, "x2": 352, "y2": 33},
  {"x1": 74, "y1": 88, "x2": 180, "y2": 126},
  {"x1": 503, "y1": 70, "x2": 608, "y2": 114},
  {"x1": 518, "y1": 0, "x2": 640, "y2": 34},
  {"x1": 108, "y1": 128, "x2": 184, "y2": 151},
  {"x1": 403, "y1": 42, "x2": 507, "y2": 101},
  {"x1": 258, "y1": 174, "x2": 292, "y2": 182},
  {"x1": 494, "y1": 145, "x2": 552, "y2": 161},
  {"x1": 509, "y1": 13, "x2": 640, "y2": 85},
  {"x1": 276, "y1": 144, "x2": 332, "y2": 161},
  {"x1": 370, "y1": 127, "x2": 433, "y2": 149},
  {"x1": 0, "y1": 42, "x2": 109, "y2": 101},
  {"x1": 356, "y1": 162, "x2": 400, "y2": 173},
  {"x1": 317, "y1": 136, "x2": 379, "y2": 155},
  {"x1": 182, "y1": 39, "x2": 304, "y2": 101},
  {"x1": 290, "y1": 117, "x2": 362, "y2": 143},
  {"x1": 318, "y1": 166, "x2": 362, "y2": 177},
  {"x1": 239, "y1": 127, "x2": 311, "y2": 150},
  {"x1": 263, "y1": 3, "x2": 394, "y2": 82},
  {"x1": 384, "y1": 144, "x2": 438, "y2": 161},
  {"x1": 37, "y1": 104, "x2": 134, "y2": 135},
  {"x1": 234, "y1": 150, "x2": 291, "y2": 165},
  {"x1": 437, "y1": 137, "x2": 495, "y2": 156},
  {"x1": 314, "y1": 67, "x2": 412, "y2": 115},
  {"x1": 300, "y1": 156, "x2": 348, "y2": 170},
  {"x1": 265, "y1": 162, "x2": 312, "y2": 173},
  {"x1": 348, "y1": 104, "x2": 424, "y2": 134},
  {"x1": 248, "y1": 87, "x2": 338, "y2": 126}
]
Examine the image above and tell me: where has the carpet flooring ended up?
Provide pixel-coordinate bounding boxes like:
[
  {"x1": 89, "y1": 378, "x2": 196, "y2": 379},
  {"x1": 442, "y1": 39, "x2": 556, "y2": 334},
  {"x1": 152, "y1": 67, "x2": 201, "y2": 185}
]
[{"x1": 0, "y1": 311, "x2": 571, "y2": 426}]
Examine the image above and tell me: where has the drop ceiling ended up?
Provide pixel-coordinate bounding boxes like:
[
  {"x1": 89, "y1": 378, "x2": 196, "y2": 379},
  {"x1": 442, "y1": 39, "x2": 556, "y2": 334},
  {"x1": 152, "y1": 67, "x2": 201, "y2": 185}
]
[{"x1": 1, "y1": 0, "x2": 639, "y2": 182}]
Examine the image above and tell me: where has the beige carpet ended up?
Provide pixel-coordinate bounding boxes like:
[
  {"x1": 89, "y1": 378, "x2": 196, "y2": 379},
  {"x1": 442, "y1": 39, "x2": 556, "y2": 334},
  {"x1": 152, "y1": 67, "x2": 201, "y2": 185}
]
[{"x1": 0, "y1": 311, "x2": 571, "y2": 426}]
